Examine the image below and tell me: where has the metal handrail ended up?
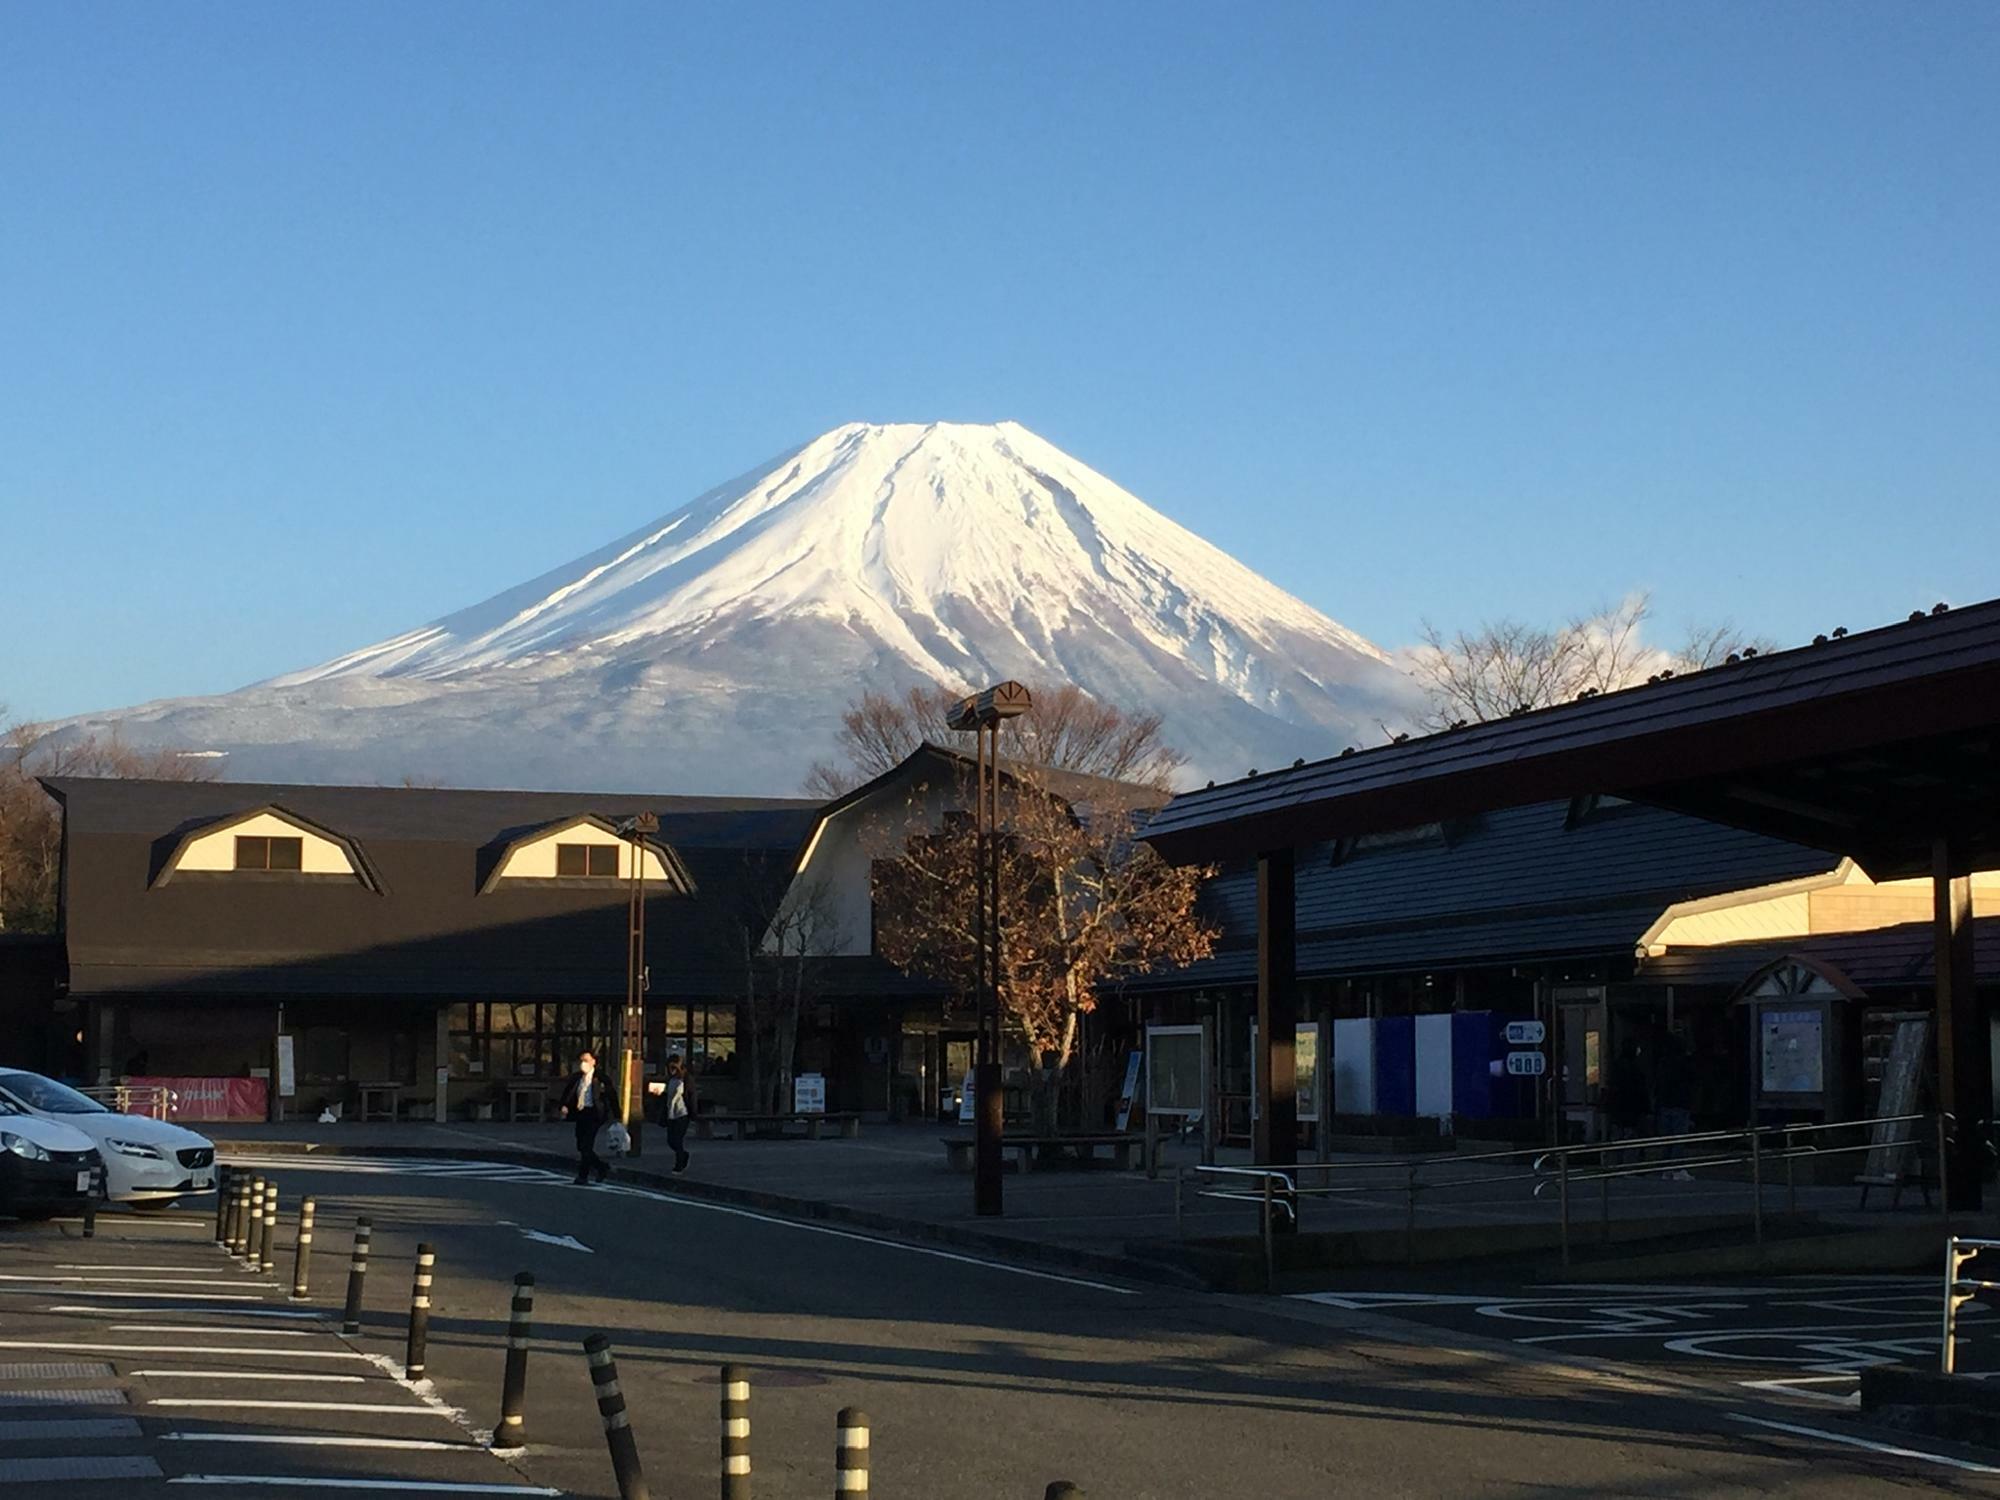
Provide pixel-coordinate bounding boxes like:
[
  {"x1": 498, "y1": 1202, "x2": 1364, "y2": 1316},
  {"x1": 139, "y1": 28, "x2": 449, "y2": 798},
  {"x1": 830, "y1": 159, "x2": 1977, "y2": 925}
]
[
  {"x1": 1193, "y1": 1110, "x2": 1948, "y2": 1274},
  {"x1": 81, "y1": 1084, "x2": 178, "y2": 1120}
]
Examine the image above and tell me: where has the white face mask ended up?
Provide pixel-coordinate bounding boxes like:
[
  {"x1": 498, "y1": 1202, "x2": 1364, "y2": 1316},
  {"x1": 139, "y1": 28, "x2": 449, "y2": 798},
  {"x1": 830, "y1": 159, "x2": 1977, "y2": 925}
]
[{"x1": 580, "y1": 1063, "x2": 595, "y2": 1077}]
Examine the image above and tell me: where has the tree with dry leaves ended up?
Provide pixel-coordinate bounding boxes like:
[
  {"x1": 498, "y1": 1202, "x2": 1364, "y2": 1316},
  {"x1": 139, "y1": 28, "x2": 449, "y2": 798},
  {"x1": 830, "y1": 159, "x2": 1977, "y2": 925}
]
[
  {"x1": 803, "y1": 682, "x2": 1186, "y2": 799},
  {"x1": 736, "y1": 867, "x2": 843, "y2": 1115},
  {"x1": 1407, "y1": 593, "x2": 1775, "y2": 732},
  {"x1": 871, "y1": 761, "x2": 1215, "y2": 1124},
  {"x1": 0, "y1": 713, "x2": 221, "y2": 932}
]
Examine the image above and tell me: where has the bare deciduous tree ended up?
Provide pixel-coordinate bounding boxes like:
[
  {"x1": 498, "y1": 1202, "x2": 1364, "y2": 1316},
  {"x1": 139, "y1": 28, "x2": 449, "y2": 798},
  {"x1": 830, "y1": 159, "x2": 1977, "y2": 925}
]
[
  {"x1": 1407, "y1": 594, "x2": 1776, "y2": 732},
  {"x1": 731, "y1": 862, "x2": 844, "y2": 1115},
  {"x1": 871, "y1": 763, "x2": 1215, "y2": 1123},
  {"x1": 0, "y1": 713, "x2": 221, "y2": 932},
  {"x1": 803, "y1": 682, "x2": 1186, "y2": 799}
]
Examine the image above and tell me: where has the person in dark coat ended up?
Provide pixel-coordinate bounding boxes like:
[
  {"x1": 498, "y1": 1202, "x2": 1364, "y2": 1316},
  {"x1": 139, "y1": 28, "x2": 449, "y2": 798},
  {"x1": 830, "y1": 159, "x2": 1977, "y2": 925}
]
[{"x1": 558, "y1": 1051, "x2": 615, "y2": 1185}]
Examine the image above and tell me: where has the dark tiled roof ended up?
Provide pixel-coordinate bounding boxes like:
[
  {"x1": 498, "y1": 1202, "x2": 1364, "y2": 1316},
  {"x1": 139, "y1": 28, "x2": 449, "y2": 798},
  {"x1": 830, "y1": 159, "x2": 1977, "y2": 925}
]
[
  {"x1": 1638, "y1": 917, "x2": 2000, "y2": 992},
  {"x1": 1146, "y1": 597, "x2": 2000, "y2": 875},
  {"x1": 45, "y1": 778, "x2": 818, "y2": 1000},
  {"x1": 1133, "y1": 799, "x2": 1837, "y2": 988}
]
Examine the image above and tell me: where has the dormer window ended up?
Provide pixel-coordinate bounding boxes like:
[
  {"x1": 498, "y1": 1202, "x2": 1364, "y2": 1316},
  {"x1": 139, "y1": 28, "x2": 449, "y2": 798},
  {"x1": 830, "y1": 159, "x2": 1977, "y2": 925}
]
[
  {"x1": 556, "y1": 843, "x2": 620, "y2": 878},
  {"x1": 235, "y1": 835, "x2": 304, "y2": 871}
]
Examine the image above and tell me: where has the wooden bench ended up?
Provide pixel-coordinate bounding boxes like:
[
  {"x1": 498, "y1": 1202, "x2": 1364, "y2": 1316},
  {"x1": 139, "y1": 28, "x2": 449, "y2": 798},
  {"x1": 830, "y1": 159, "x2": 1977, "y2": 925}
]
[
  {"x1": 693, "y1": 1112, "x2": 863, "y2": 1142},
  {"x1": 506, "y1": 1083, "x2": 551, "y2": 1122},
  {"x1": 940, "y1": 1133, "x2": 1156, "y2": 1173}
]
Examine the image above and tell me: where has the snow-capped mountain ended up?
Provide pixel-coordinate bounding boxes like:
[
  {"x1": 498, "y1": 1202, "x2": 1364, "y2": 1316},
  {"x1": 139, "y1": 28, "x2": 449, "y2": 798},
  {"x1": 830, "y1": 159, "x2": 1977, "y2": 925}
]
[{"x1": 54, "y1": 422, "x2": 1425, "y2": 793}]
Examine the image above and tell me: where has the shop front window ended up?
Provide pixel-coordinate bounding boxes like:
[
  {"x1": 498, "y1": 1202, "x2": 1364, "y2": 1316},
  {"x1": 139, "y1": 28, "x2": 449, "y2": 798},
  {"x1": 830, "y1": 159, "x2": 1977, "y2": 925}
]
[
  {"x1": 449, "y1": 1001, "x2": 616, "y2": 1078},
  {"x1": 656, "y1": 1002, "x2": 739, "y2": 1076}
]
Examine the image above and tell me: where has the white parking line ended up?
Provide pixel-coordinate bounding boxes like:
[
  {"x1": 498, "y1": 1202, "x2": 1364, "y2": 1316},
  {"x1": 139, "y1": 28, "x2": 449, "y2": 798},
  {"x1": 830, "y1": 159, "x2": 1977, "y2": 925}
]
[
  {"x1": 111, "y1": 1336, "x2": 316, "y2": 1344},
  {"x1": 1738, "y1": 1375, "x2": 1860, "y2": 1407},
  {"x1": 1, "y1": 1289, "x2": 266, "y2": 1301},
  {"x1": 1729, "y1": 1412, "x2": 2000, "y2": 1474},
  {"x1": 168, "y1": 1477, "x2": 562, "y2": 1493},
  {"x1": 0, "y1": 1275, "x2": 276, "y2": 1287},
  {"x1": 53, "y1": 1305, "x2": 328, "y2": 1320},
  {"x1": 57, "y1": 1264, "x2": 234, "y2": 1273},
  {"x1": 161, "y1": 1434, "x2": 465, "y2": 1452},
  {"x1": 150, "y1": 1401, "x2": 454, "y2": 1415},
  {"x1": 132, "y1": 1372, "x2": 366, "y2": 1383},
  {"x1": 0, "y1": 1341, "x2": 368, "y2": 1360}
]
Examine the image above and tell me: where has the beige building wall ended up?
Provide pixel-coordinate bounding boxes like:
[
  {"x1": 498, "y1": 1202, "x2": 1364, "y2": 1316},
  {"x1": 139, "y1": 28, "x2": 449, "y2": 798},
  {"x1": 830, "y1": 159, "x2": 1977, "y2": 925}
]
[
  {"x1": 1647, "y1": 863, "x2": 2000, "y2": 954},
  {"x1": 176, "y1": 811, "x2": 358, "y2": 875},
  {"x1": 771, "y1": 780, "x2": 952, "y2": 957},
  {"x1": 496, "y1": 822, "x2": 675, "y2": 882}
]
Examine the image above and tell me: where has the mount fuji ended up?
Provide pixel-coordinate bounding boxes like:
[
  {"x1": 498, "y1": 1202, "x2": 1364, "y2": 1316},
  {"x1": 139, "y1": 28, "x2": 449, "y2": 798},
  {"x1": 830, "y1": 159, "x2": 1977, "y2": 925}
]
[{"x1": 56, "y1": 422, "x2": 1426, "y2": 793}]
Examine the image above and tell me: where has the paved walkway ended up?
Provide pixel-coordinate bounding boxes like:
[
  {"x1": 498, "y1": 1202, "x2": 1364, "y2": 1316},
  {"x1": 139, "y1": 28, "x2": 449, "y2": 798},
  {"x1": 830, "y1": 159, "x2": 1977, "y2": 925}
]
[{"x1": 198, "y1": 1119, "x2": 1956, "y2": 1278}]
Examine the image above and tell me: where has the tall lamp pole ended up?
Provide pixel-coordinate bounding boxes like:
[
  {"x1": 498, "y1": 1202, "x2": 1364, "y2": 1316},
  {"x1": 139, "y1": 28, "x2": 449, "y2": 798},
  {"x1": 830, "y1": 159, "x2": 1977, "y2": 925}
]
[
  {"x1": 946, "y1": 681, "x2": 1031, "y2": 1217},
  {"x1": 616, "y1": 812, "x2": 659, "y2": 1157}
]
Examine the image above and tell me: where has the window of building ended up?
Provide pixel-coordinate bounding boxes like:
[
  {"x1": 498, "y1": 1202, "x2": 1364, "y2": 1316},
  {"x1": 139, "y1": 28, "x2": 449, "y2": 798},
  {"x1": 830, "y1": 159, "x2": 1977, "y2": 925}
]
[
  {"x1": 556, "y1": 843, "x2": 620, "y2": 877},
  {"x1": 448, "y1": 1001, "x2": 617, "y2": 1078},
  {"x1": 235, "y1": 834, "x2": 304, "y2": 871},
  {"x1": 656, "y1": 1002, "x2": 738, "y2": 1076}
]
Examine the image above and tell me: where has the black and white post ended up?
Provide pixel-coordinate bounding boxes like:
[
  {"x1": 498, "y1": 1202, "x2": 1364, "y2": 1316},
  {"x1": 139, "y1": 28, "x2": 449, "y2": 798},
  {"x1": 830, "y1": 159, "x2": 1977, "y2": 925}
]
[
  {"x1": 244, "y1": 1176, "x2": 267, "y2": 1269},
  {"x1": 214, "y1": 1164, "x2": 232, "y2": 1246},
  {"x1": 405, "y1": 1243, "x2": 435, "y2": 1380},
  {"x1": 259, "y1": 1182, "x2": 278, "y2": 1275},
  {"x1": 341, "y1": 1216, "x2": 372, "y2": 1335},
  {"x1": 835, "y1": 1408, "x2": 869, "y2": 1497},
  {"x1": 584, "y1": 1334, "x2": 649, "y2": 1500},
  {"x1": 229, "y1": 1176, "x2": 250, "y2": 1258},
  {"x1": 291, "y1": 1196, "x2": 315, "y2": 1299},
  {"x1": 720, "y1": 1363, "x2": 750, "y2": 1499},
  {"x1": 491, "y1": 1271, "x2": 534, "y2": 1450}
]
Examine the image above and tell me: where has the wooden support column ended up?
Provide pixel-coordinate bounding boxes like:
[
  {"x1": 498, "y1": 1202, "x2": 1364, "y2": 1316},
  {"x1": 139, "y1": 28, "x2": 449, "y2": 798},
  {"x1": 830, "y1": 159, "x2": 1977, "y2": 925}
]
[
  {"x1": 1254, "y1": 848, "x2": 1298, "y2": 1179},
  {"x1": 1935, "y1": 838, "x2": 1987, "y2": 1213}
]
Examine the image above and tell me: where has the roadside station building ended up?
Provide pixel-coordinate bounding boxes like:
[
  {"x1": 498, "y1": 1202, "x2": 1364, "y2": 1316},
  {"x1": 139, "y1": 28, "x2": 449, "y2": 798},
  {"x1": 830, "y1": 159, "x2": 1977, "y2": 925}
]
[{"x1": 40, "y1": 777, "x2": 817, "y2": 1121}]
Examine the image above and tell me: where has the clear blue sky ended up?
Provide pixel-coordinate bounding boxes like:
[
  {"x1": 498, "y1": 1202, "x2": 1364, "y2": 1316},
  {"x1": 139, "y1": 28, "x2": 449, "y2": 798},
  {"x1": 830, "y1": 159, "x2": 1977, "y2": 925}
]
[{"x1": 3, "y1": 3, "x2": 1995, "y2": 722}]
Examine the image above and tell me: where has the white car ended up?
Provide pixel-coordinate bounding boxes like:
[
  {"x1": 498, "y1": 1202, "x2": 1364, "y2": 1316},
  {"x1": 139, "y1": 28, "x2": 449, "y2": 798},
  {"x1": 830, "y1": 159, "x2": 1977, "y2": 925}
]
[
  {"x1": 0, "y1": 1069, "x2": 216, "y2": 1204},
  {"x1": 0, "y1": 1097, "x2": 103, "y2": 1218}
]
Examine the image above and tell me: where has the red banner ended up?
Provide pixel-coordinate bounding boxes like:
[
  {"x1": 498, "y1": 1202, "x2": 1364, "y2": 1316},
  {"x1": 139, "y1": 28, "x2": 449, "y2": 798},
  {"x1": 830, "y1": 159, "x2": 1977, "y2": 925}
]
[{"x1": 126, "y1": 1076, "x2": 268, "y2": 1123}]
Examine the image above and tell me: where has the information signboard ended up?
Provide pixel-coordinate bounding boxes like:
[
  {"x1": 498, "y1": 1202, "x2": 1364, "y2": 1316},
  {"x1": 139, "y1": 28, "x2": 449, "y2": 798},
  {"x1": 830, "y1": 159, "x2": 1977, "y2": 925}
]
[
  {"x1": 1145, "y1": 1025, "x2": 1205, "y2": 1116},
  {"x1": 1505, "y1": 1051, "x2": 1547, "y2": 1077},
  {"x1": 1503, "y1": 1020, "x2": 1546, "y2": 1047},
  {"x1": 793, "y1": 1072, "x2": 827, "y2": 1114}
]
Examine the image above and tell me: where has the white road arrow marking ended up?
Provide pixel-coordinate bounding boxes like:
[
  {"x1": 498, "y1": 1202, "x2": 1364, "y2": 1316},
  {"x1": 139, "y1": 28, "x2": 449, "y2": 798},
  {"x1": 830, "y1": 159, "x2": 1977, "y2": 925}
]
[{"x1": 515, "y1": 1228, "x2": 592, "y2": 1253}]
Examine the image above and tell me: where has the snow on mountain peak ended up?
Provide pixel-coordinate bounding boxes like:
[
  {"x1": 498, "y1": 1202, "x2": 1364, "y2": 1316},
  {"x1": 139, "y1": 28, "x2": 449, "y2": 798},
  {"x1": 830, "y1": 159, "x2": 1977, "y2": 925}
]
[{"x1": 70, "y1": 422, "x2": 1425, "y2": 794}]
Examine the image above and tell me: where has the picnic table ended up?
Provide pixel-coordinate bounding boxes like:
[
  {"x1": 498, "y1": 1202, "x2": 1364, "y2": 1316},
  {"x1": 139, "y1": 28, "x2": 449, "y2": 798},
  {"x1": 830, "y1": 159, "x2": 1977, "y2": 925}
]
[
  {"x1": 693, "y1": 1112, "x2": 862, "y2": 1142},
  {"x1": 939, "y1": 1132, "x2": 1158, "y2": 1173}
]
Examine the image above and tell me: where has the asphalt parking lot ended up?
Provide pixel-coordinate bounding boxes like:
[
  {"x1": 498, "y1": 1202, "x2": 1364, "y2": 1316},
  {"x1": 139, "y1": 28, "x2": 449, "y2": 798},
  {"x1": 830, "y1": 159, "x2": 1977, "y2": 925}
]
[
  {"x1": 0, "y1": 1199, "x2": 555, "y2": 1498},
  {"x1": 1292, "y1": 1274, "x2": 1996, "y2": 1413},
  {"x1": 7, "y1": 1162, "x2": 1996, "y2": 1497}
]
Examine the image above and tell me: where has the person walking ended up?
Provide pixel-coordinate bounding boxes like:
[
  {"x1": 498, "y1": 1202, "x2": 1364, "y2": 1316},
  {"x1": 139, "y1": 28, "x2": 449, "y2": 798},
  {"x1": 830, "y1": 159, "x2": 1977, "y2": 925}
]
[
  {"x1": 646, "y1": 1054, "x2": 693, "y2": 1174},
  {"x1": 559, "y1": 1051, "x2": 614, "y2": 1185}
]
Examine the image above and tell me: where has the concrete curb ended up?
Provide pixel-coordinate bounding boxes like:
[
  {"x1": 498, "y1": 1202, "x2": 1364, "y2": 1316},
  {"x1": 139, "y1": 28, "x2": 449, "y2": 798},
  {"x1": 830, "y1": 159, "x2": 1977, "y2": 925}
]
[{"x1": 216, "y1": 1138, "x2": 1210, "y2": 1291}]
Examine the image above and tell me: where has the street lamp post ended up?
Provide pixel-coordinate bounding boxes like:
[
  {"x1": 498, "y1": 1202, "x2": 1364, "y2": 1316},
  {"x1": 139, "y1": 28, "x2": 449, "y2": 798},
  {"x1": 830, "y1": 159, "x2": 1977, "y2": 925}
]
[
  {"x1": 616, "y1": 812, "x2": 659, "y2": 1157},
  {"x1": 946, "y1": 681, "x2": 1031, "y2": 1217}
]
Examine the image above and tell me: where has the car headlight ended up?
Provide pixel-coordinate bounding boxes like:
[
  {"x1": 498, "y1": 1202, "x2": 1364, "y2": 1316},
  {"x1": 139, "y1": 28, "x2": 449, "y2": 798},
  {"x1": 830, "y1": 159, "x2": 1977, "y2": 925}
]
[
  {"x1": 1, "y1": 1131, "x2": 50, "y2": 1162},
  {"x1": 104, "y1": 1138, "x2": 166, "y2": 1160}
]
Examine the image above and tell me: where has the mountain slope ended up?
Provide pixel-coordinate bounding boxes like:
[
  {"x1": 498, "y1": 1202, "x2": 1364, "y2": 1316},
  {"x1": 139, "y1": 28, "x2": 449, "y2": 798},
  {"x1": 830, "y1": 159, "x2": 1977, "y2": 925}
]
[{"x1": 53, "y1": 422, "x2": 1426, "y2": 793}]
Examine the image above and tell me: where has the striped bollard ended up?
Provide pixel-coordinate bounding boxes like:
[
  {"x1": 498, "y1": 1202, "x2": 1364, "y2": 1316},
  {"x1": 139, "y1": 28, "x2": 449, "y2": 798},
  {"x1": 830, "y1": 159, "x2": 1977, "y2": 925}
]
[
  {"x1": 214, "y1": 1165, "x2": 232, "y2": 1246},
  {"x1": 228, "y1": 1177, "x2": 251, "y2": 1257},
  {"x1": 491, "y1": 1272, "x2": 533, "y2": 1450},
  {"x1": 81, "y1": 1165, "x2": 97, "y2": 1238},
  {"x1": 259, "y1": 1183, "x2": 279, "y2": 1274},
  {"x1": 584, "y1": 1334, "x2": 649, "y2": 1500},
  {"x1": 341, "y1": 1217, "x2": 372, "y2": 1335},
  {"x1": 405, "y1": 1243, "x2": 435, "y2": 1380},
  {"x1": 836, "y1": 1408, "x2": 868, "y2": 1496},
  {"x1": 720, "y1": 1364, "x2": 750, "y2": 1498},
  {"x1": 291, "y1": 1197, "x2": 316, "y2": 1299},
  {"x1": 244, "y1": 1176, "x2": 266, "y2": 1269}
]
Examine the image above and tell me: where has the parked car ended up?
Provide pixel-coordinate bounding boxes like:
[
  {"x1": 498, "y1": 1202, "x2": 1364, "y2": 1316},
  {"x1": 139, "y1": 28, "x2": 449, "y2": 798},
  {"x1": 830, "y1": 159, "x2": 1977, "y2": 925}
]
[
  {"x1": 0, "y1": 1094, "x2": 102, "y2": 1220},
  {"x1": 0, "y1": 1069, "x2": 216, "y2": 1204}
]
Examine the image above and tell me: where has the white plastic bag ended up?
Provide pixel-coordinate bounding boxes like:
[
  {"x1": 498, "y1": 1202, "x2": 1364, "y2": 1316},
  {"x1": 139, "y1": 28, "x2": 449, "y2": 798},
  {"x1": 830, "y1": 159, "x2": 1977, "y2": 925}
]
[{"x1": 595, "y1": 1121, "x2": 632, "y2": 1158}]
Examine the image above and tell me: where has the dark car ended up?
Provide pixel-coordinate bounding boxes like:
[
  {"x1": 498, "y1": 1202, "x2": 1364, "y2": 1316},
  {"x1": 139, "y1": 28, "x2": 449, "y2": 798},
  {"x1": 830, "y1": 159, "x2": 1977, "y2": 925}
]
[{"x1": 0, "y1": 1094, "x2": 102, "y2": 1220}]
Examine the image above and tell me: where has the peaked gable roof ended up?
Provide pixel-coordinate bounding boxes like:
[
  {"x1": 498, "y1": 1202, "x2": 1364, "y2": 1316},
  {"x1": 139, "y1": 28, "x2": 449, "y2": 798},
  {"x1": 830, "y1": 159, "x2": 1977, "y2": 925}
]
[{"x1": 151, "y1": 803, "x2": 384, "y2": 891}]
